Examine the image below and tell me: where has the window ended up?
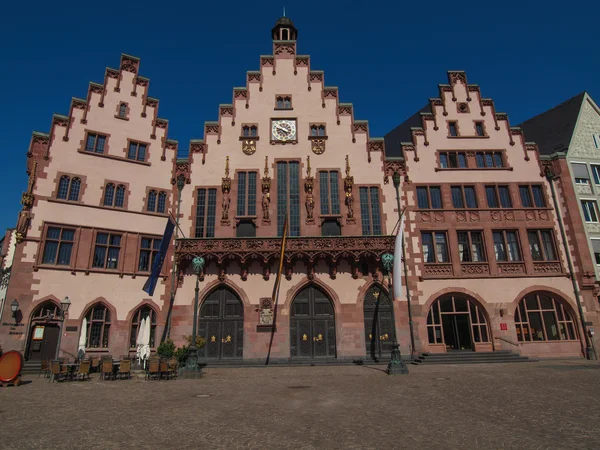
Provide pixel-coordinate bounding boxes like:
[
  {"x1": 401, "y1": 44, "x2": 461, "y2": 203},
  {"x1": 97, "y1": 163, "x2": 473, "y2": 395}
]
[
  {"x1": 118, "y1": 103, "x2": 127, "y2": 118},
  {"x1": 242, "y1": 125, "x2": 258, "y2": 137},
  {"x1": 276, "y1": 96, "x2": 292, "y2": 109},
  {"x1": 319, "y1": 171, "x2": 341, "y2": 215},
  {"x1": 236, "y1": 171, "x2": 257, "y2": 216},
  {"x1": 451, "y1": 186, "x2": 477, "y2": 209},
  {"x1": 519, "y1": 185, "x2": 545, "y2": 208},
  {"x1": 130, "y1": 306, "x2": 156, "y2": 348},
  {"x1": 572, "y1": 163, "x2": 590, "y2": 184},
  {"x1": 42, "y1": 227, "x2": 75, "y2": 265},
  {"x1": 57, "y1": 175, "x2": 81, "y2": 201},
  {"x1": 475, "y1": 152, "x2": 504, "y2": 168},
  {"x1": 416, "y1": 186, "x2": 442, "y2": 209},
  {"x1": 594, "y1": 134, "x2": 600, "y2": 149},
  {"x1": 277, "y1": 161, "x2": 301, "y2": 237},
  {"x1": 138, "y1": 237, "x2": 161, "y2": 272},
  {"x1": 359, "y1": 187, "x2": 382, "y2": 236},
  {"x1": 592, "y1": 240, "x2": 600, "y2": 265},
  {"x1": 448, "y1": 122, "x2": 458, "y2": 137},
  {"x1": 236, "y1": 220, "x2": 256, "y2": 238},
  {"x1": 581, "y1": 200, "x2": 599, "y2": 222},
  {"x1": 427, "y1": 296, "x2": 489, "y2": 345},
  {"x1": 84, "y1": 303, "x2": 111, "y2": 348},
  {"x1": 92, "y1": 232, "x2": 122, "y2": 269},
  {"x1": 147, "y1": 190, "x2": 167, "y2": 213},
  {"x1": 85, "y1": 133, "x2": 106, "y2": 154},
  {"x1": 321, "y1": 219, "x2": 341, "y2": 236},
  {"x1": 103, "y1": 183, "x2": 125, "y2": 208},
  {"x1": 127, "y1": 141, "x2": 147, "y2": 162},
  {"x1": 195, "y1": 188, "x2": 217, "y2": 237},
  {"x1": 493, "y1": 230, "x2": 521, "y2": 261},
  {"x1": 439, "y1": 152, "x2": 466, "y2": 169},
  {"x1": 421, "y1": 231, "x2": 449, "y2": 263},
  {"x1": 527, "y1": 230, "x2": 557, "y2": 261},
  {"x1": 485, "y1": 185, "x2": 511, "y2": 208},
  {"x1": 515, "y1": 293, "x2": 577, "y2": 342},
  {"x1": 457, "y1": 231, "x2": 486, "y2": 262},
  {"x1": 310, "y1": 125, "x2": 326, "y2": 136},
  {"x1": 475, "y1": 122, "x2": 485, "y2": 137},
  {"x1": 591, "y1": 165, "x2": 600, "y2": 185}
]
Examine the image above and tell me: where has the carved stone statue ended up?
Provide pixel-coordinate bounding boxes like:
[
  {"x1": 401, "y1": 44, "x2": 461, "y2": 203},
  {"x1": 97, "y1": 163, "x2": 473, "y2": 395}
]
[
  {"x1": 262, "y1": 191, "x2": 270, "y2": 221},
  {"x1": 15, "y1": 210, "x2": 31, "y2": 243},
  {"x1": 345, "y1": 191, "x2": 354, "y2": 219},
  {"x1": 306, "y1": 188, "x2": 315, "y2": 220},
  {"x1": 222, "y1": 190, "x2": 231, "y2": 220}
]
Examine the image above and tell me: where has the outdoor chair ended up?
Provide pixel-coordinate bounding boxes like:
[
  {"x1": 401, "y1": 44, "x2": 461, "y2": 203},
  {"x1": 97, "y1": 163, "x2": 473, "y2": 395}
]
[
  {"x1": 39, "y1": 359, "x2": 50, "y2": 379},
  {"x1": 146, "y1": 357, "x2": 160, "y2": 380},
  {"x1": 100, "y1": 360, "x2": 114, "y2": 381},
  {"x1": 50, "y1": 360, "x2": 69, "y2": 382},
  {"x1": 90, "y1": 357, "x2": 100, "y2": 373},
  {"x1": 77, "y1": 360, "x2": 90, "y2": 381},
  {"x1": 118, "y1": 359, "x2": 131, "y2": 380},
  {"x1": 159, "y1": 360, "x2": 170, "y2": 380}
]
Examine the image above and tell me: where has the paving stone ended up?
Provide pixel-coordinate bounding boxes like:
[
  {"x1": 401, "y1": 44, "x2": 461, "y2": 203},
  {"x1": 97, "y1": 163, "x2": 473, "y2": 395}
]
[{"x1": 1, "y1": 360, "x2": 599, "y2": 449}]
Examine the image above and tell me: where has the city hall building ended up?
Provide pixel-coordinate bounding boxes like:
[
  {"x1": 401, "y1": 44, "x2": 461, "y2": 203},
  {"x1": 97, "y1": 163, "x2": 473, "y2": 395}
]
[{"x1": 1, "y1": 17, "x2": 598, "y2": 364}]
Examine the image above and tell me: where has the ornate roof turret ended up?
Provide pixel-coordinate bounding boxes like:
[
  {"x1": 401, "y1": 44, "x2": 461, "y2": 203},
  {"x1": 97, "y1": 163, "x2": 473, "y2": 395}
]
[{"x1": 272, "y1": 15, "x2": 297, "y2": 41}]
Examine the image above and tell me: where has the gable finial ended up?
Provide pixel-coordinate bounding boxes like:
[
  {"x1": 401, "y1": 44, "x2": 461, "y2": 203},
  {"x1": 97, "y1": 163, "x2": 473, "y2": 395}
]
[{"x1": 283, "y1": 6, "x2": 286, "y2": 16}]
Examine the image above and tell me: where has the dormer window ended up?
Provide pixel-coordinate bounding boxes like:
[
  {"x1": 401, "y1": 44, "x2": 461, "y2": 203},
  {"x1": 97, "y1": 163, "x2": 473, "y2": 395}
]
[
  {"x1": 475, "y1": 122, "x2": 485, "y2": 137},
  {"x1": 282, "y1": 28, "x2": 289, "y2": 40},
  {"x1": 119, "y1": 103, "x2": 127, "y2": 118},
  {"x1": 449, "y1": 122, "x2": 458, "y2": 137},
  {"x1": 276, "y1": 96, "x2": 292, "y2": 110}
]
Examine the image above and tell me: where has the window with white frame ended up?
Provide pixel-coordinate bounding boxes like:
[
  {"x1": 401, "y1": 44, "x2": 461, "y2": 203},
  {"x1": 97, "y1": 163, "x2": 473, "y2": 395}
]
[
  {"x1": 581, "y1": 200, "x2": 599, "y2": 223},
  {"x1": 591, "y1": 165, "x2": 600, "y2": 185},
  {"x1": 593, "y1": 134, "x2": 600, "y2": 149},
  {"x1": 572, "y1": 163, "x2": 590, "y2": 185}
]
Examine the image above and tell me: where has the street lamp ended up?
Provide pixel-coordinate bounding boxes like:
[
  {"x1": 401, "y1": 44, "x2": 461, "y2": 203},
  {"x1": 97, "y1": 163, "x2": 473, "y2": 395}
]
[
  {"x1": 184, "y1": 256, "x2": 205, "y2": 378},
  {"x1": 54, "y1": 296, "x2": 71, "y2": 360},
  {"x1": 10, "y1": 299, "x2": 19, "y2": 319}
]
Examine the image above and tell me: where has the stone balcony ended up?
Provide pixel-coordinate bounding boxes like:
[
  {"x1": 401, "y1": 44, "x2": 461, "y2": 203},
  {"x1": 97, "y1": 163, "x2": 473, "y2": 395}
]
[{"x1": 175, "y1": 235, "x2": 395, "y2": 279}]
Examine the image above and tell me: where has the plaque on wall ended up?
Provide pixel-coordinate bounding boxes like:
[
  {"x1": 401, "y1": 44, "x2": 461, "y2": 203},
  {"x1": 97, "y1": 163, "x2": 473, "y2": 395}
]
[{"x1": 257, "y1": 297, "x2": 275, "y2": 331}]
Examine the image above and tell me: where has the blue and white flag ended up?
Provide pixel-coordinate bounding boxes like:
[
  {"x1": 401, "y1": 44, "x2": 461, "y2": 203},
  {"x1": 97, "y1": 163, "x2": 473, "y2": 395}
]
[
  {"x1": 142, "y1": 218, "x2": 175, "y2": 296},
  {"x1": 393, "y1": 213, "x2": 405, "y2": 300}
]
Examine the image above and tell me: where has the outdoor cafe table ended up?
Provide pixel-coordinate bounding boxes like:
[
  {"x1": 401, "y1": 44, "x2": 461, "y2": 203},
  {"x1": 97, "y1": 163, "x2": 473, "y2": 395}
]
[{"x1": 62, "y1": 363, "x2": 80, "y2": 380}]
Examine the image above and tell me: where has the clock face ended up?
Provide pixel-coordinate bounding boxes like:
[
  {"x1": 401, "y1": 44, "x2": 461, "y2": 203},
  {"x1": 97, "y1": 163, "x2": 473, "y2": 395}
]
[{"x1": 271, "y1": 119, "x2": 297, "y2": 142}]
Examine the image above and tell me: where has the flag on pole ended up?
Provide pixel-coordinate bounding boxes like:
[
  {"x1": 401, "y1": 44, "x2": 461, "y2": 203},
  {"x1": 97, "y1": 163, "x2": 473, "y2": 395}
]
[
  {"x1": 393, "y1": 212, "x2": 405, "y2": 300},
  {"x1": 271, "y1": 215, "x2": 289, "y2": 306},
  {"x1": 142, "y1": 217, "x2": 175, "y2": 296}
]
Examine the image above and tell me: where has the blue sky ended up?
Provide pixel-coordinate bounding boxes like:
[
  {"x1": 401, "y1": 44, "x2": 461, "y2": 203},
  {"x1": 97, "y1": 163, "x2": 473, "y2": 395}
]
[{"x1": 0, "y1": 0, "x2": 597, "y2": 234}]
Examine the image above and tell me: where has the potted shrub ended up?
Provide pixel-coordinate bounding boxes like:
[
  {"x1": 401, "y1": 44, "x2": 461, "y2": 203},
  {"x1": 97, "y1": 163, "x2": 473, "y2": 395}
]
[{"x1": 157, "y1": 339, "x2": 175, "y2": 359}]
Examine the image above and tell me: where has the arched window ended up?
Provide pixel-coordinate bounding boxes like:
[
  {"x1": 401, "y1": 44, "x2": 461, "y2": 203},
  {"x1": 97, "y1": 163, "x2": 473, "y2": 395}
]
[
  {"x1": 147, "y1": 190, "x2": 157, "y2": 212},
  {"x1": 31, "y1": 301, "x2": 60, "y2": 320},
  {"x1": 57, "y1": 176, "x2": 70, "y2": 199},
  {"x1": 84, "y1": 303, "x2": 111, "y2": 348},
  {"x1": 515, "y1": 292, "x2": 577, "y2": 342},
  {"x1": 68, "y1": 178, "x2": 81, "y2": 201},
  {"x1": 130, "y1": 305, "x2": 157, "y2": 348},
  {"x1": 250, "y1": 126, "x2": 257, "y2": 137},
  {"x1": 310, "y1": 125, "x2": 318, "y2": 136},
  {"x1": 103, "y1": 183, "x2": 115, "y2": 206},
  {"x1": 119, "y1": 103, "x2": 127, "y2": 118},
  {"x1": 157, "y1": 191, "x2": 166, "y2": 213},
  {"x1": 115, "y1": 185, "x2": 126, "y2": 208},
  {"x1": 242, "y1": 126, "x2": 250, "y2": 137},
  {"x1": 318, "y1": 125, "x2": 326, "y2": 136},
  {"x1": 276, "y1": 97, "x2": 284, "y2": 109}
]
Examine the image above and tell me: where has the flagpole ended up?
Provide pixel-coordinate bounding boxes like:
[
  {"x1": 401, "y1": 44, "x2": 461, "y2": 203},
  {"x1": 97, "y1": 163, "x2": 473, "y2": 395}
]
[
  {"x1": 392, "y1": 172, "x2": 416, "y2": 358},
  {"x1": 266, "y1": 215, "x2": 288, "y2": 365}
]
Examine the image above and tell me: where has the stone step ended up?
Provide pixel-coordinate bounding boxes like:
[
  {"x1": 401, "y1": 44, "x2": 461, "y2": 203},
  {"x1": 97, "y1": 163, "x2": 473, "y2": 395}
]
[{"x1": 412, "y1": 351, "x2": 535, "y2": 365}]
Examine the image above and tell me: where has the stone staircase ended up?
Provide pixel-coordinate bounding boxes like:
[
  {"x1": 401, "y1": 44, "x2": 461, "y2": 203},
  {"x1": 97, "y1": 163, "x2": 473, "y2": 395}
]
[
  {"x1": 22, "y1": 360, "x2": 42, "y2": 375},
  {"x1": 412, "y1": 350, "x2": 535, "y2": 365}
]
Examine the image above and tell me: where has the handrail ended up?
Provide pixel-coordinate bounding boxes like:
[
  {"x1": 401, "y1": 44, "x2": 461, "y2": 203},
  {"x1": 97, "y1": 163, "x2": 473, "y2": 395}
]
[{"x1": 494, "y1": 336, "x2": 521, "y2": 347}]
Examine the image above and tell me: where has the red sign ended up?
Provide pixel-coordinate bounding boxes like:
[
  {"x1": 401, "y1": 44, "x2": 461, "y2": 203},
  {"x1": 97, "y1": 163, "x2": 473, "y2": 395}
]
[{"x1": 500, "y1": 323, "x2": 508, "y2": 331}]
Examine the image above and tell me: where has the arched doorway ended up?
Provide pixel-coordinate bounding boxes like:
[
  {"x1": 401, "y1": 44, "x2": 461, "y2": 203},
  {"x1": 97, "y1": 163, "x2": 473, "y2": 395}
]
[
  {"x1": 26, "y1": 301, "x2": 62, "y2": 361},
  {"x1": 427, "y1": 294, "x2": 490, "y2": 351},
  {"x1": 363, "y1": 284, "x2": 396, "y2": 360},
  {"x1": 290, "y1": 285, "x2": 336, "y2": 359},
  {"x1": 198, "y1": 287, "x2": 244, "y2": 360}
]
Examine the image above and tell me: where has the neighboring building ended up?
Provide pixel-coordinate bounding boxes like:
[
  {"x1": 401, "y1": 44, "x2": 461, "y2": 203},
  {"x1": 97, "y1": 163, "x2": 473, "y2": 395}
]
[
  {"x1": 384, "y1": 74, "x2": 597, "y2": 358},
  {"x1": 0, "y1": 17, "x2": 597, "y2": 362}
]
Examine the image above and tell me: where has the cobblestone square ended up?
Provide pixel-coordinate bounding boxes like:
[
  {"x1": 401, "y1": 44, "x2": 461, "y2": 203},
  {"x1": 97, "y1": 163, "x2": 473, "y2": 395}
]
[{"x1": 1, "y1": 360, "x2": 600, "y2": 449}]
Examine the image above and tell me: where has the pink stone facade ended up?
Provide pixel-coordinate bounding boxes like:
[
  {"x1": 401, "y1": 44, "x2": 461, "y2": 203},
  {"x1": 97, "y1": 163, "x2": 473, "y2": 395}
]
[{"x1": 1, "y1": 18, "x2": 598, "y2": 363}]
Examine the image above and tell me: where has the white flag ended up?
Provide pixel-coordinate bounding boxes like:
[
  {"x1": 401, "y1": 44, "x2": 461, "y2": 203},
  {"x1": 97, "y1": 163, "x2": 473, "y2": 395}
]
[{"x1": 393, "y1": 213, "x2": 405, "y2": 300}]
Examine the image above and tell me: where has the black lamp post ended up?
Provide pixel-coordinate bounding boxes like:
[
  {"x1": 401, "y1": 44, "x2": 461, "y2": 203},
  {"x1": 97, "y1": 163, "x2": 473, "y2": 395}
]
[
  {"x1": 54, "y1": 296, "x2": 71, "y2": 360},
  {"x1": 10, "y1": 299, "x2": 19, "y2": 319},
  {"x1": 184, "y1": 256, "x2": 205, "y2": 378}
]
